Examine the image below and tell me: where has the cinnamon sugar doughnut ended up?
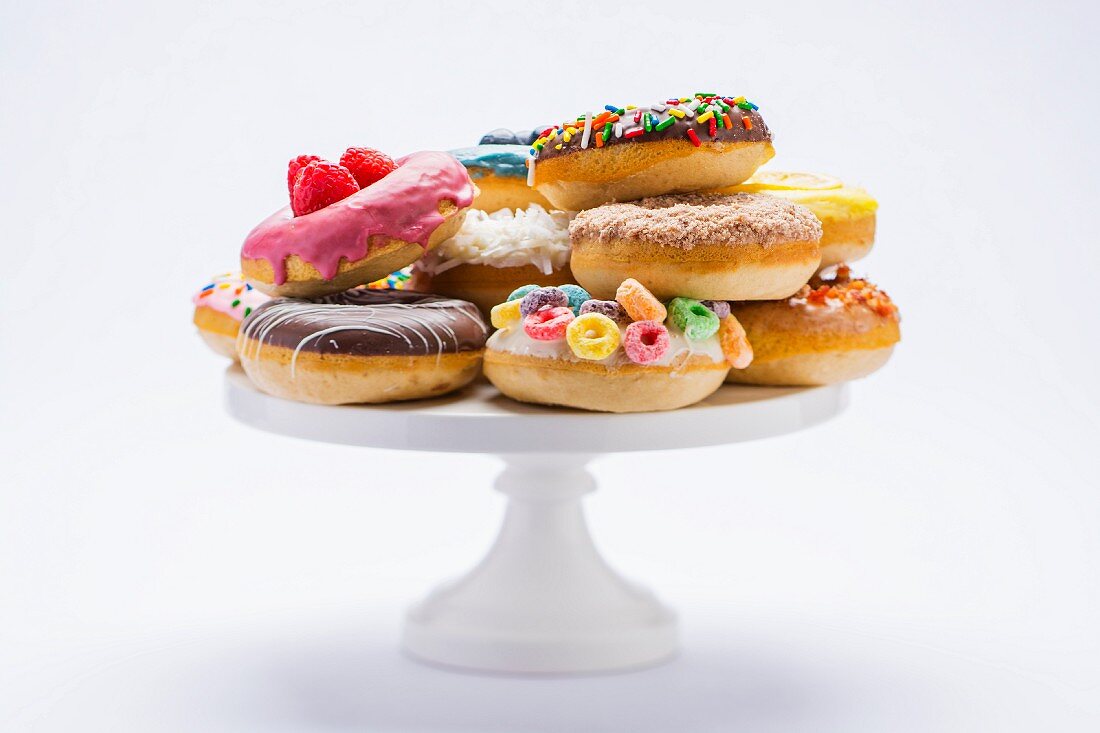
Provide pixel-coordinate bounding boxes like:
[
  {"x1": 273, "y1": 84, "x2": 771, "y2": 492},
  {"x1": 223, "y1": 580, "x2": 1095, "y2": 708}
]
[{"x1": 569, "y1": 193, "x2": 822, "y2": 302}]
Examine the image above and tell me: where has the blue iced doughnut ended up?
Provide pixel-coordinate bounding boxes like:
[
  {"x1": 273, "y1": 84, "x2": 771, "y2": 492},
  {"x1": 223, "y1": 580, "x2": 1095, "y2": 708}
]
[{"x1": 449, "y1": 145, "x2": 554, "y2": 212}]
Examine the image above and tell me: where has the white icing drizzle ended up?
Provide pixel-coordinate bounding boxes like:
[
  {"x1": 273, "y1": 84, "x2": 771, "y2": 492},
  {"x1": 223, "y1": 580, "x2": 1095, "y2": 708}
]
[
  {"x1": 416, "y1": 205, "x2": 573, "y2": 276},
  {"x1": 239, "y1": 298, "x2": 487, "y2": 380}
]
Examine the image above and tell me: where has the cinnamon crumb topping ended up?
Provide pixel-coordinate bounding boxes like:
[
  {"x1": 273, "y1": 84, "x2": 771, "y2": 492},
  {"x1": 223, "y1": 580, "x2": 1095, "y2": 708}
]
[{"x1": 569, "y1": 193, "x2": 822, "y2": 250}]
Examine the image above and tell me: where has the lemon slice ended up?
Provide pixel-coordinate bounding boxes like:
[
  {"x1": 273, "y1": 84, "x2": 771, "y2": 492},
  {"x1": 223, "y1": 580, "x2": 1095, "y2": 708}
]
[{"x1": 738, "y1": 171, "x2": 843, "y2": 191}]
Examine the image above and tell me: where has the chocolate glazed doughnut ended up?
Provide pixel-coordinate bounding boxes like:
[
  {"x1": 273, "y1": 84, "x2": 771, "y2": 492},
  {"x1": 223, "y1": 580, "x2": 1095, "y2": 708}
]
[{"x1": 237, "y1": 289, "x2": 488, "y2": 404}]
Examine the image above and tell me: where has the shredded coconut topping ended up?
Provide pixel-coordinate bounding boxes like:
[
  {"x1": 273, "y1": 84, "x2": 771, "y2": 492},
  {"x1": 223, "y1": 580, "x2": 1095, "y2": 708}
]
[
  {"x1": 416, "y1": 205, "x2": 573, "y2": 275},
  {"x1": 569, "y1": 193, "x2": 822, "y2": 249}
]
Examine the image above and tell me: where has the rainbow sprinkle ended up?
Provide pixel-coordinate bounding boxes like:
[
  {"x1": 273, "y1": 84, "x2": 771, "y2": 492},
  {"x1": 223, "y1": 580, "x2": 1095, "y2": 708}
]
[
  {"x1": 525, "y1": 93, "x2": 761, "y2": 185},
  {"x1": 366, "y1": 266, "x2": 412, "y2": 290}
]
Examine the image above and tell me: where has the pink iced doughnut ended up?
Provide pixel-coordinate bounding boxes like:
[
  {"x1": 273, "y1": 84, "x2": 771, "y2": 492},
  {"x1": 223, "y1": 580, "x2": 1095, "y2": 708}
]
[
  {"x1": 623, "y1": 320, "x2": 671, "y2": 364},
  {"x1": 523, "y1": 306, "x2": 574, "y2": 340}
]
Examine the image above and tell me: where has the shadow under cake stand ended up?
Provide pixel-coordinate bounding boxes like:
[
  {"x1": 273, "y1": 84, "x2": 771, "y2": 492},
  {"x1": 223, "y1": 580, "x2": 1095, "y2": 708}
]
[{"x1": 224, "y1": 366, "x2": 847, "y2": 674}]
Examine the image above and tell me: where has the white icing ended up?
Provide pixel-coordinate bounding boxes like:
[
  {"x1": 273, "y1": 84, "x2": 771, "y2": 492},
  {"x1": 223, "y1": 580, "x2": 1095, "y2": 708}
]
[
  {"x1": 417, "y1": 205, "x2": 573, "y2": 276},
  {"x1": 487, "y1": 319, "x2": 724, "y2": 372}
]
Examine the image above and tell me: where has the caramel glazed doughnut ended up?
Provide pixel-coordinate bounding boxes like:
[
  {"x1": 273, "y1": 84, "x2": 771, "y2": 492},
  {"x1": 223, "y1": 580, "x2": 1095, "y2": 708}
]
[
  {"x1": 527, "y1": 93, "x2": 774, "y2": 211},
  {"x1": 237, "y1": 289, "x2": 488, "y2": 405},
  {"x1": 569, "y1": 193, "x2": 822, "y2": 302},
  {"x1": 483, "y1": 280, "x2": 753, "y2": 413},
  {"x1": 240, "y1": 151, "x2": 474, "y2": 299},
  {"x1": 726, "y1": 266, "x2": 901, "y2": 386}
]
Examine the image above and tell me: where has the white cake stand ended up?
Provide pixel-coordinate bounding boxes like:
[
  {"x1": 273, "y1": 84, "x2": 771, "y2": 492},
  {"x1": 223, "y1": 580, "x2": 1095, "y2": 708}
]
[{"x1": 224, "y1": 366, "x2": 847, "y2": 674}]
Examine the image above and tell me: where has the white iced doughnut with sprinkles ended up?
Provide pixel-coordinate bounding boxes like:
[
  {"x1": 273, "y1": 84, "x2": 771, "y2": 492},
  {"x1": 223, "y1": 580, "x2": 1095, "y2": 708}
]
[{"x1": 192, "y1": 272, "x2": 270, "y2": 360}]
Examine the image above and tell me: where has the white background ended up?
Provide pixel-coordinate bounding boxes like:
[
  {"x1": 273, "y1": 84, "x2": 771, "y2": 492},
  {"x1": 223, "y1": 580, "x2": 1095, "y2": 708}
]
[{"x1": 2, "y1": 1, "x2": 1098, "y2": 730}]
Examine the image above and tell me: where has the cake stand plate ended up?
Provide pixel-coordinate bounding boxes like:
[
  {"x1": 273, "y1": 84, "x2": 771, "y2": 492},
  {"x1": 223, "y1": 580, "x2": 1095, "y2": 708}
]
[{"x1": 224, "y1": 367, "x2": 847, "y2": 674}]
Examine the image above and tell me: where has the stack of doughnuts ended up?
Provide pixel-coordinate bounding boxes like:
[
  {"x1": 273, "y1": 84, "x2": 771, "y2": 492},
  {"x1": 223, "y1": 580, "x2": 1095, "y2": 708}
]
[{"x1": 193, "y1": 91, "x2": 901, "y2": 409}]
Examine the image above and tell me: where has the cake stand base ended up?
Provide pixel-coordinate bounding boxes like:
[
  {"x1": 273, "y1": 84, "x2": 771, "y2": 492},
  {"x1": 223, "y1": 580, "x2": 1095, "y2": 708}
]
[
  {"x1": 402, "y1": 453, "x2": 676, "y2": 674},
  {"x1": 224, "y1": 369, "x2": 848, "y2": 676}
]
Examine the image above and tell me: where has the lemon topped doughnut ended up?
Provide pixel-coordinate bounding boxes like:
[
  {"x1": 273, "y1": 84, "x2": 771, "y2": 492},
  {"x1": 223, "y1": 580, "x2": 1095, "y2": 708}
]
[
  {"x1": 569, "y1": 193, "x2": 822, "y2": 302},
  {"x1": 717, "y1": 171, "x2": 878, "y2": 266},
  {"x1": 726, "y1": 265, "x2": 901, "y2": 386},
  {"x1": 528, "y1": 93, "x2": 775, "y2": 210}
]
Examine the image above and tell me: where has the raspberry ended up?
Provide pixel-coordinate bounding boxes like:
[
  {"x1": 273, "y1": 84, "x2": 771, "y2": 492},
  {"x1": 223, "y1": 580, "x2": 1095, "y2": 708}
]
[
  {"x1": 339, "y1": 147, "x2": 397, "y2": 188},
  {"x1": 290, "y1": 161, "x2": 360, "y2": 217},
  {"x1": 287, "y1": 154, "x2": 321, "y2": 195}
]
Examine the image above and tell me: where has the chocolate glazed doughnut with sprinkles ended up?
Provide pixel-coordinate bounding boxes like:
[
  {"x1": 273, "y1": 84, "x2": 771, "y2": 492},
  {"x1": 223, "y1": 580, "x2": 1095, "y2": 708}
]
[
  {"x1": 237, "y1": 289, "x2": 488, "y2": 405},
  {"x1": 526, "y1": 93, "x2": 775, "y2": 211}
]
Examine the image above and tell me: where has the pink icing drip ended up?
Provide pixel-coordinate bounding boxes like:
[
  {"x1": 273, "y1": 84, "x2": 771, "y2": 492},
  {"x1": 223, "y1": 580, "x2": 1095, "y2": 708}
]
[{"x1": 241, "y1": 151, "x2": 474, "y2": 285}]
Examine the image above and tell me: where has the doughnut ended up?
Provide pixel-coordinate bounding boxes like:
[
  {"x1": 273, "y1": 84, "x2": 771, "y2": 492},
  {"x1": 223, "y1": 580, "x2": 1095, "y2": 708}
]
[
  {"x1": 451, "y1": 145, "x2": 553, "y2": 212},
  {"x1": 569, "y1": 193, "x2": 822, "y2": 302},
  {"x1": 725, "y1": 265, "x2": 900, "y2": 386},
  {"x1": 192, "y1": 272, "x2": 270, "y2": 359},
  {"x1": 408, "y1": 204, "x2": 575, "y2": 316},
  {"x1": 483, "y1": 280, "x2": 750, "y2": 413},
  {"x1": 237, "y1": 289, "x2": 488, "y2": 404},
  {"x1": 716, "y1": 171, "x2": 877, "y2": 267},
  {"x1": 527, "y1": 94, "x2": 775, "y2": 211},
  {"x1": 240, "y1": 151, "x2": 474, "y2": 299}
]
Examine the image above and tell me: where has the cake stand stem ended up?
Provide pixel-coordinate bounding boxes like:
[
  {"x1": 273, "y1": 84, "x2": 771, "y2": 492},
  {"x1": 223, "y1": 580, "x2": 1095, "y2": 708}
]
[{"x1": 402, "y1": 453, "x2": 678, "y2": 674}]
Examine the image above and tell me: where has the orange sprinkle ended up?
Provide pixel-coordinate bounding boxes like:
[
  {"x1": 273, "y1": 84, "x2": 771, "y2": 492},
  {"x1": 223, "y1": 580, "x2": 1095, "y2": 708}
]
[
  {"x1": 722, "y1": 113, "x2": 733, "y2": 128},
  {"x1": 741, "y1": 116, "x2": 752, "y2": 130},
  {"x1": 594, "y1": 133, "x2": 605, "y2": 148}
]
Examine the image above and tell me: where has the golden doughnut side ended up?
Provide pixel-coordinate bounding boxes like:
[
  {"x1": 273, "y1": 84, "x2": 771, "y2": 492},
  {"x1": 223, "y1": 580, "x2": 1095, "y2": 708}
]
[
  {"x1": 409, "y1": 262, "x2": 574, "y2": 317},
  {"x1": 242, "y1": 201, "x2": 467, "y2": 297},
  {"x1": 533, "y1": 139, "x2": 775, "y2": 211},
  {"x1": 570, "y1": 237, "x2": 821, "y2": 301},
  {"x1": 237, "y1": 341, "x2": 484, "y2": 405},
  {"x1": 483, "y1": 350, "x2": 729, "y2": 413},
  {"x1": 470, "y1": 172, "x2": 554, "y2": 212}
]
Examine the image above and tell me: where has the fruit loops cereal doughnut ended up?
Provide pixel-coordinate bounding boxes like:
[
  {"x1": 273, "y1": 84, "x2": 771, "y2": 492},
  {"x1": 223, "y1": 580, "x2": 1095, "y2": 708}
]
[
  {"x1": 450, "y1": 145, "x2": 554, "y2": 212},
  {"x1": 717, "y1": 171, "x2": 878, "y2": 267},
  {"x1": 192, "y1": 272, "x2": 270, "y2": 360},
  {"x1": 527, "y1": 93, "x2": 774, "y2": 211},
  {"x1": 570, "y1": 193, "x2": 822, "y2": 302},
  {"x1": 725, "y1": 265, "x2": 900, "y2": 386},
  {"x1": 241, "y1": 149, "x2": 474, "y2": 299},
  {"x1": 483, "y1": 280, "x2": 750, "y2": 413},
  {"x1": 408, "y1": 204, "x2": 574, "y2": 316},
  {"x1": 237, "y1": 289, "x2": 488, "y2": 405}
]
